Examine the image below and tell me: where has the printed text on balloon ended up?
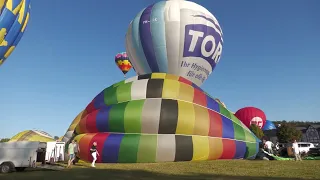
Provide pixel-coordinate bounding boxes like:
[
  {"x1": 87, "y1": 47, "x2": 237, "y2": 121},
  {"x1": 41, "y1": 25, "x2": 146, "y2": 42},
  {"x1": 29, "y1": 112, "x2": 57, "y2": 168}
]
[{"x1": 183, "y1": 24, "x2": 223, "y2": 69}]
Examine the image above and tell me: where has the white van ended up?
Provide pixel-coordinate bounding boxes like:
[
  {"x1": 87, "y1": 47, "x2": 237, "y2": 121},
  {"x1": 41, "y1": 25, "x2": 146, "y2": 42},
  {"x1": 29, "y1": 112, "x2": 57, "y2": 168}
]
[
  {"x1": 297, "y1": 142, "x2": 314, "y2": 154},
  {"x1": 0, "y1": 141, "x2": 46, "y2": 173}
]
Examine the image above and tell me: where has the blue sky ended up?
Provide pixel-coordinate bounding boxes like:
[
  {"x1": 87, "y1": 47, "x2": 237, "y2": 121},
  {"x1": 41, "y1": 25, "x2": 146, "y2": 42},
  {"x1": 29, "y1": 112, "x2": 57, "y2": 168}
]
[{"x1": 1, "y1": 0, "x2": 319, "y2": 138}]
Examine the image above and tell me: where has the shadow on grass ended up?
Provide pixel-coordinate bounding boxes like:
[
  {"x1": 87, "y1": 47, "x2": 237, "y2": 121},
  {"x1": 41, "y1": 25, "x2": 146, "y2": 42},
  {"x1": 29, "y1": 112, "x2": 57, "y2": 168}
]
[{"x1": 0, "y1": 168, "x2": 306, "y2": 180}]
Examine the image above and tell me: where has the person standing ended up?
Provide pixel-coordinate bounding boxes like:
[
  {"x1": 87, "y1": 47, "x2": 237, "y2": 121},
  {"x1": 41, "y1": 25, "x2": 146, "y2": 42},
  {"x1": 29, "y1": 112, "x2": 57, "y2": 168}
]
[
  {"x1": 67, "y1": 140, "x2": 75, "y2": 168},
  {"x1": 292, "y1": 139, "x2": 302, "y2": 161},
  {"x1": 90, "y1": 142, "x2": 99, "y2": 167},
  {"x1": 264, "y1": 140, "x2": 274, "y2": 154},
  {"x1": 73, "y1": 140, "x2": 80, "y2": 165}
]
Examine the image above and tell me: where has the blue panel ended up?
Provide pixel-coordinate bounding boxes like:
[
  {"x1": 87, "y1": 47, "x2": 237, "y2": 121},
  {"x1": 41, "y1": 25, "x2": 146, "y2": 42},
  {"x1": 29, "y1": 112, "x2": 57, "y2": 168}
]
[{"x1": 102, "y1": 133, "x2": 124, "y2": 163}]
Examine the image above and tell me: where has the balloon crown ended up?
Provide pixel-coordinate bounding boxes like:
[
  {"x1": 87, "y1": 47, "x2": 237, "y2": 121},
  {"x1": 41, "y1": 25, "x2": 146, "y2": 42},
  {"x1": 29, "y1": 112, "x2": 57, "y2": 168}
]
[{"x1": 125, "y1": 0, "x2": 223, "y2": 87}]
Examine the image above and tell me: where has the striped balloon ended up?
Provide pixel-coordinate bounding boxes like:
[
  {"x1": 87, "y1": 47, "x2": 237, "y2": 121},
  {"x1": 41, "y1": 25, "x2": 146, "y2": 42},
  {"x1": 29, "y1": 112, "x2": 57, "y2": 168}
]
[
  {"x1": 115, "y1": 52, "x2": 132, "y2": 77},
  {"x1": 71, "y1": 73, "x2": 259, "y2": 163},
  {"x1": 0, "y1": 0, "x2": 31, "y2": 67},
  {"x1": 9, "y1": 130, "x2": 54, "y2": 142},
  {"x1": 125, "y1": 0, "x2": 223, "y2": 87}
]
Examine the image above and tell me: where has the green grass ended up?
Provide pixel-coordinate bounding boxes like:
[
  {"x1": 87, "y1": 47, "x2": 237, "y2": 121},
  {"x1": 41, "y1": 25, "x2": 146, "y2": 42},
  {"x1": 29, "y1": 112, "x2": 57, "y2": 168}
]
[{"x1": 1, "y1": 160, "x2": 320, "y2": 180}]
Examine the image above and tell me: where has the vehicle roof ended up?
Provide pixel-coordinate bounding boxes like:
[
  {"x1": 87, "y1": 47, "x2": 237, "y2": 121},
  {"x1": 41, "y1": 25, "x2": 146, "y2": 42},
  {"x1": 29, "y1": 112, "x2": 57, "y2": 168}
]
[{"x1": 0, "y1": 141, "x2": 42, "y2": 148}]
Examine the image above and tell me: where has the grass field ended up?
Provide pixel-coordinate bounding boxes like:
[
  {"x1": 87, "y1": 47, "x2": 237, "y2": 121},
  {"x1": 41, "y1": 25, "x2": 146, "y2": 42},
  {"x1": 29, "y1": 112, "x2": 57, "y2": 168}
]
[{"x1": 1, "y1": 160, "x2": 320, "y2": 180}]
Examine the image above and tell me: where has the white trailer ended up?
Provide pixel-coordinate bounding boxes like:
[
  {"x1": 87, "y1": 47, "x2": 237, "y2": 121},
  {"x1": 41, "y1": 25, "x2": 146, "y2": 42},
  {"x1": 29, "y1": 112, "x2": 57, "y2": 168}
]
[
  {"x1": 45, "y1": 141, "x2": 65, "y2": 163},
  {"x1": 0, "y1": 141, "x2": 46, "y2": 173}
]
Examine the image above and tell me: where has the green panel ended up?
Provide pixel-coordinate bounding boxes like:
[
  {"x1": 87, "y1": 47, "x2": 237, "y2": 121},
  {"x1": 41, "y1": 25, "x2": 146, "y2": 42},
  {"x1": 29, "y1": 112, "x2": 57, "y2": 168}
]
[
  {"x1": 233, "y1": 122, "x2": 246, "y2": 141},
  {"x1": 104, "y1": 86, "x2": 118, "y2": 105},
  {"x1": 244, "y1": 129, "x2": 256, "y2": 142},
  {"x1": 219, "y1": 105, "x2": 231, "y2": 119},
  {"x1": 116, "y1": 82, "x2": 132, "y2": 103},
  {"x1": 244, "y1": 142, "x2": 258, "y2": 159},
  {"x1": 118, "y1": 134, "x2": 140, "y2": 163},
  {"x1": 112, "y1": 80, "x2": 125, "y2": 88},
  {"x1": 108, "y1": 102, "x2": 127, "y2": 132},
  {"x1": 230, "y1": 113, "x2": 241, "y2": 124},
  {"x1": 124, "y1": 100, "x2": 144, "y2": 133},
  {"x1": 137, "y1": 135, "x2": 157, "y2": 163}
]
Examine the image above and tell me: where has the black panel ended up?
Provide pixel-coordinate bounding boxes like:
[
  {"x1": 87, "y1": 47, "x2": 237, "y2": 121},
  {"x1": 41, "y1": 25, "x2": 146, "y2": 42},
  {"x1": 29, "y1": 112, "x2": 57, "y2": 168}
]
[
  {"x1": 146, "y1": 79, "x2": 164, "y2": 98},
  {"x1": 158, "y1": 99, "x2": 178, "y2": 134},
  {"x1": 174, "y1": 135, "x2": 193, "y2": 161},
  {"x1": 138, "y1": 74, "x2": 152, "y2": 80}
]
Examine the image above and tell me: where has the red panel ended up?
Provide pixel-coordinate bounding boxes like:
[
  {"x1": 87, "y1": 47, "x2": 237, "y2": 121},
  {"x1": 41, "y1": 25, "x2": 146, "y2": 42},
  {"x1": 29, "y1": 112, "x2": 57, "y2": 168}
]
[
  {"x1": 193, "y1": 88, "x2": 207, "y2": 107},
  {"x1": 85, "y1": 101, "x2": 96, "y2": 115},
  {"x1": 208, "y1": 110, "x2": 222, "y2": 138},
  {"x1": 78, "y1": 133, "x2": 97, "y2": 162},
  {"x1": 85, "y1": 110, "x2": 99, "y2": 133},
  {"x1": 220, "y1": 139, "x2": 236, "y2": 159},
  {"x1": 88, "y1": 133, "x2": 110, "y2": 163},
  {"x1": 178, "y1": 76, "x2": 193, "y2": 85}
]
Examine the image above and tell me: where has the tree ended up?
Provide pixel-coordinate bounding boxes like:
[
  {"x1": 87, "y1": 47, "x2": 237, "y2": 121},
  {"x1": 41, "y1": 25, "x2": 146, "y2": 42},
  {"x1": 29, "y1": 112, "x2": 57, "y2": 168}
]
[
  {"x1": 54, "y1": 136, "x2": 59, "y2": 141},
  {"x1": 276, "y1": 123, "x2": 302, "y2": 143},
  {"x1": 250, "y1": 124, "x2": 264, "y2": 139},
  {"x1": 0, "y1": 138, "x2": 10, "y2": 142}
]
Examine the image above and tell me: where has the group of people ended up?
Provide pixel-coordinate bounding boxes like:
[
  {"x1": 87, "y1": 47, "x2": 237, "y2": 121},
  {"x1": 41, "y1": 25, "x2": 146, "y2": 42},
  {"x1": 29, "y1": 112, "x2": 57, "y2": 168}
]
[
  {"x1": 67, "y1": 140, "x2": 99, "y2": 168},
  {"x1": 262, "y1": 139, "x2": 302, "y2": 161}
]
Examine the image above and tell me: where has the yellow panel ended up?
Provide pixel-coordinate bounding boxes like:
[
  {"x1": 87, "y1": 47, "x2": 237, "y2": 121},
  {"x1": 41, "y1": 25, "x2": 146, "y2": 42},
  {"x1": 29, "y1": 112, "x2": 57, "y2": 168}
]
[
  {"x1": 193, "y1": 105, "x2": 210, "y2": 136},
  {"x1": 165, "y1": 74, "x2": 179, "y2": 80},
  {"x1": 208, "y1": 138, "x2": 223, "y2": 160},
  {"x1": 151, "y1": 73, "x2": 166, "y2": 79},
  {"x1": 162, "y1": 79, "x2": 180, "y2": 99},
  {"x1": 192, "y1": 136, "x2": 209, "y2": 161},
  {"x1": 176, "y1": 101, "x2": 195, "y2": 135},
  {"x1": 74, "y1": 134, "x2": 86, "y2": 142},
  {"x1": 177, "y1": 82, "x2": 194, "y2": 103}
]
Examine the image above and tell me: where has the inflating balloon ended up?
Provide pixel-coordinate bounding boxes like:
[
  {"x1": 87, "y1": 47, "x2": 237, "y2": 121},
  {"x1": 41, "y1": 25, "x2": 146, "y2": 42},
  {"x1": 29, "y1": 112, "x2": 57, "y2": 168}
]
[
  {"x1": 235, "y1": 107, "x2": 267, "y2": 129},
  {"x1": 9, "y1": 130, "x2": 54, "y2": 142},
  {"x1": 0, "y1": 0, "x2": 31, "y2": 67},
  {"x1": 262, "y1": 120, "x2": 276, "y2": 131},
  {"x1": 125, "y1": 0, "x2": 223, "y2": 86},
  {"x1": 70, "y1": 73, "x2": 259, "y2": 163},
  {"x1": 115, "y1": 52, "x2": 132, "y2": 78}
]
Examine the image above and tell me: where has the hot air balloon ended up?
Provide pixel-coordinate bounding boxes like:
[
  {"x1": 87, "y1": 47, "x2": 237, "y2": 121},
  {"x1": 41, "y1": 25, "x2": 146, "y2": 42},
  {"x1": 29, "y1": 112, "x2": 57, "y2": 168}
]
[
  {"x1": 65, "y1": 0, "x2": 259, "y2": 164},
  {"x1": 115, "y1": 52, "x2": 132, "y2": 78},
  {"x1": 0, "y1": 0, "x2": 31, "y2": 67},
  {"x1": 262, "y1": 120, "x2": 276, "y2": 131},
  {"x1": 235, "y1": 107, "x2": 267, "y2": 129},
  {"x1": 125, "y1": 0, "x2": 223, "y2": 87},
  {"x1": 9, "y1": 130, "x2": 54, "y2": 142},
  {"x1": 71, "y1": 73, "x2": 259, "y2": 163}
]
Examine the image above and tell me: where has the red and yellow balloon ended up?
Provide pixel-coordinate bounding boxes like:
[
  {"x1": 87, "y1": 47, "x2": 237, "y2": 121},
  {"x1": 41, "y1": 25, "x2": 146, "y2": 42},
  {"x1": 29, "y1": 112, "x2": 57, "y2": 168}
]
[{"x1": 115, "y1": 52, "x2": 132, "y2": 78}]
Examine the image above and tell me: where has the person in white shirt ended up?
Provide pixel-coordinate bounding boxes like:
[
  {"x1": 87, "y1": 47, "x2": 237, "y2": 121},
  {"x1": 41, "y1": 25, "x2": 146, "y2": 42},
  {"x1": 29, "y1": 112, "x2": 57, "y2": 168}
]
[
  {"x1": 264, "y1": 140, "x2": 274, "y2": 154},
  {"x1": 292, "y1": 140, "x2": 302, "y2": 161}
]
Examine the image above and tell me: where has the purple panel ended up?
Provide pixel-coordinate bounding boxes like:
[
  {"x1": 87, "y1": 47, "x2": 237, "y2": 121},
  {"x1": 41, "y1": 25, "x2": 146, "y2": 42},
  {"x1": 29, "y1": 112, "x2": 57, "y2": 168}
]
[
  {"x1": 221, "y1": 116, "x2": 234, "y2": 139},
  {"x1": 234, "y1": 141, "x2": 246, "y2": 159},
  {"x1": 139, "y1": 4, "x2": 160, "y2": 72},
  {"x1": 206, "y1": 96, "x2": 220, "y2": 112},
  {"x1": 102, "y1": 133, "x2": 125, "y2": 163},
  {"x1": 96, "y1": 106, "x2": 112, "y2": 133},
  {"x1": 183, "y1": 24, "x2": 223, "y2": 71},
  {"x1": 94, "y1": 91, "x2": 105, "y2": 109},
  {"x1": 192, "y1": 15, "x2": 222, "y2": 33}
]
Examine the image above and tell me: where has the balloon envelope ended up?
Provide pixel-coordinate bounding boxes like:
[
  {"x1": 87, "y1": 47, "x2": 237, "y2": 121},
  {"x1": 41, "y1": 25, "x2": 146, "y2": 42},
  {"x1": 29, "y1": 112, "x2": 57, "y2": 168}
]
[
  {"x1": 72, "y1": 73, "x2": 259, "y2": 163},
  {"x1": 262, "y1": 120, "x2": 276, "y2": 131},
  {"x1": 0, "y1": 0, "x2": 31, "y2": 67},
  {"x1": 115, "y1": 52, "x2": 132, "y2": 75},
  {"x1": 235, "y1": 107, "x2": 267, "y2": 129},
  {"x1": 125, "y1": 0, "x2": 223, "y2": 86}
]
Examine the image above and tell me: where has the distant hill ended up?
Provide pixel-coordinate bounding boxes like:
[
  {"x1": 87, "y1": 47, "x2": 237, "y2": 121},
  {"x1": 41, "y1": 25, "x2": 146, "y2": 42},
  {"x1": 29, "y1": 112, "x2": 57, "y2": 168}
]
[{"x1": 273, "y1": 120, "x2": 320, "y2": 127}]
